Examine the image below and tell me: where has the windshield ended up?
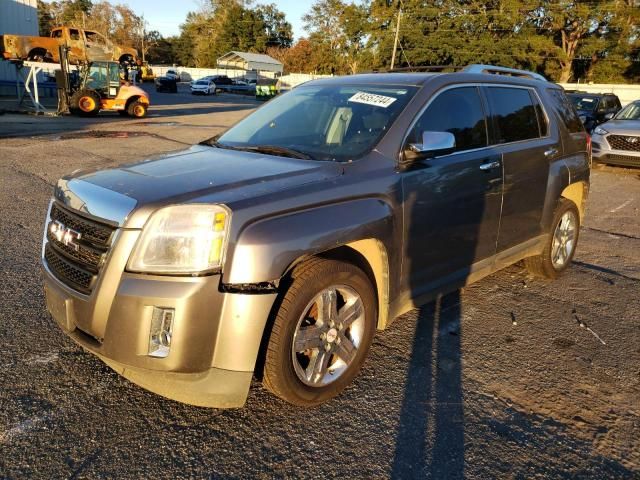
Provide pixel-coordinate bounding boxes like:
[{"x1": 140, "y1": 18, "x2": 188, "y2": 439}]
[
  {"x1": 212, "y1": 84, "x2": 418, "y2": 161},
  {"x1": 614, "y1": 102, "x2": 640, "y2": 120},
  {"x1": 569, "y1": 95, "x2": 598, "y2": 112},
  {"x1": 196, "y1": 81, "x2": 208, "y2": 85}
]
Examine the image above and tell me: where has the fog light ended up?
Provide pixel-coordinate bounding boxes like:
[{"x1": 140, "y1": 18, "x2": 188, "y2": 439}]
[{"x1": 149, "y1": 307, "x2": 174, "y2": 358}]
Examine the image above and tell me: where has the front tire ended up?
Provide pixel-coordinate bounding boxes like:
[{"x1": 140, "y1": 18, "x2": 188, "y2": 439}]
[
  {"x1": 525, "y1": 198, "x2": 580, "y2": 279},
  {"x1": 263, "y1": 259, "x2": 376, "y2": 406},
  {"x1": 69, "y1": 89, "x2": 101, "y2": 116},
  {"x1": 127, "y1": 100, "x2": 147, "y2": 118}
]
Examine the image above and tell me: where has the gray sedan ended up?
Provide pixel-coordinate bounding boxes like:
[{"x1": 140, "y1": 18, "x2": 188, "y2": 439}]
[{"x1": 591, "y1": 100, "x2": 640, "y2": 167}]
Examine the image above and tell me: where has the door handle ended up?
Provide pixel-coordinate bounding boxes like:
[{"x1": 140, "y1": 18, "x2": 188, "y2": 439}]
[
  {"x1": 479, "y1": 161, "x2": 501, "y2": 171},
  {"x1": 544, "y1": 147, "x2": 559, "y2": 158}
]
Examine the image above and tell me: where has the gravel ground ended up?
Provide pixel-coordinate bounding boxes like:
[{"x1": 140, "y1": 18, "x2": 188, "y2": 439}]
[{"x1": 0, "y1": 87, "x2": 638, "y2": 479}]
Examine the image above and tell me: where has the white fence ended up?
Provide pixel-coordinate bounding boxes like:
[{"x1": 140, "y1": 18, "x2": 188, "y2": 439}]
[{"x1": 559, "y1": 83, "x2": 640, "y2": 106}]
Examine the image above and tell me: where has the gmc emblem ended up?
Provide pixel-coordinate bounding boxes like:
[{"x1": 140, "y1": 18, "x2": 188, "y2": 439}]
[{"x1": 50, "y1": 220, "x2": 82, "y2": 251}]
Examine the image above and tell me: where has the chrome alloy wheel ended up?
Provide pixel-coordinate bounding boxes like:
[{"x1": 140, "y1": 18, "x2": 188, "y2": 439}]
[
  {"x1": 291, "y1": 285, "x2": 365, "y2": 387},
  {"x1": 552, "y1": 210, "x2": 577, "y2": 269}
]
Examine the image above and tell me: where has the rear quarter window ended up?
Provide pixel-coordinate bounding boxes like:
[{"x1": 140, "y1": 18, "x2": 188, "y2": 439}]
[{"x1": 547, "y1": 89, "x2": 584, "y2": 134}]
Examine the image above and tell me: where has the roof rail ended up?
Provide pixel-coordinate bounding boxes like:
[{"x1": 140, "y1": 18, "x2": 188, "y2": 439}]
[
  {"x1": 463, "y1": 64, "x2": 548, "y2": 82},
  {"x1": 388, "y1": 65, "x2": 466, "y2": 73}
]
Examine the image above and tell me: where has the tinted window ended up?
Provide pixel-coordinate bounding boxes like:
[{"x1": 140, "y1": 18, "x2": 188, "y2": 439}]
[
  {"x1": 410, "y1": 87, "x2": 487, "y2": 152},
  {"x1": 487, "y1": 87, "x2": 539, "y2": 143},
  {"x1": 548, "y1": 89, "x2": 584, "y2": 133},
  {"x1": 69, "y1": 29, "x2": 81, "y2": 41},
  {"x1": 569, "y1": 95, "x2": 598, "y2": 112}
]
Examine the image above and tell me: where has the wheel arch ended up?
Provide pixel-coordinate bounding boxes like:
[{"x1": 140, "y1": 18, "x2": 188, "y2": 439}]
[
  {"x1": 27, "y1": 47, "x2": 51, "y2": 61},
  {"x1": 251, "y1": 242, "x2": 390, "y2": 383},
  {"x1": 284, "y1": 240, "x2": 391, "y2": 330},
  {"x1": 560, "y1": 180, "x2": 588, "y2": 222}
]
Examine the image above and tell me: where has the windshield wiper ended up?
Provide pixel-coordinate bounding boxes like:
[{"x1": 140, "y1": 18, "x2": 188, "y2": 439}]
[
  {"x1": 200, "y1": 137, "x2": 238, "y2": 150},
  {"x1": 200, "y1": 139, "x2": 313, "y2": 160},
  {"x1": 241, "y1": 145, "x2": 314, "y2": 160}
]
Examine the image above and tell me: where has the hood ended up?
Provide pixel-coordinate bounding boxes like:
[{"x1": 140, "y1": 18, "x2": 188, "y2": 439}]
[
  {"x1": 575, "y1": 109, "x2": 595, "y2": 117},
  {"x1": 598, "y1": 119, "x2": 640, "y2": 135},
  {"x1": 60, "y1": 145, "x2": 342, "y2": 226}
]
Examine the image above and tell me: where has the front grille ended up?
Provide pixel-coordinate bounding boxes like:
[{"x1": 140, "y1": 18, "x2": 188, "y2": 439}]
[
  {"x1": 44, "y1": 203, "x2": 117, "y2": 294},
  {"x1": 45, "y1": 244, "x2": 94, "y2": 294},
  {"x1": 601, "y1": 154, "x2": 640, "y2": 167},
  {"x1": 49, "y1": 203, "x2": 114, "y2": 245},
  {"x1": 607, "y1": 135, "x2": 640, "y2": 152}
]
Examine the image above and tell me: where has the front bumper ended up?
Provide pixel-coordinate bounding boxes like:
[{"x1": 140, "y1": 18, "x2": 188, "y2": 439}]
[
  {"x1": 591, "y1": 133, "x2": 640, "y2": 167},
  {"x1": 43, "y1": 260, "x2": 277, "y2": 408}
]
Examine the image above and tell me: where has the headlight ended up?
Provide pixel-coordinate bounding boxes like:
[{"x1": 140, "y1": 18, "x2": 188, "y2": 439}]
[
  {"x1": 128, "y1": 204, "x2": 230, "y2": 274},
  {"x1": 593, "y1": 126, "x2": 609, "y2": 135}
]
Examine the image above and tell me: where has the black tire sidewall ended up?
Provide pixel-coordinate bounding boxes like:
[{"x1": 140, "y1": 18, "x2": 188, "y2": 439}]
[{"x1": 267, "y1": 262, "x2": 376, "y2": 406}]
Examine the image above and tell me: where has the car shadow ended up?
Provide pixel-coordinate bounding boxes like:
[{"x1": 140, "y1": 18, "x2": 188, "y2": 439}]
[{"x1": 391, "y1": 292, "x2": 465, "y2": 479}]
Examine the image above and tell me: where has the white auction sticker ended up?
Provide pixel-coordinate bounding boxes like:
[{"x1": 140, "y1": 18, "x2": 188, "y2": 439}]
[{"x1": 348, "y1": 91, "x2": 397, "y2": 108}]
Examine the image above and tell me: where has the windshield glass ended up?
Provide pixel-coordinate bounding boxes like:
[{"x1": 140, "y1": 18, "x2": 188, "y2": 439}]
[
  {"x1": 614, "y1": 102, "x2": 640, "y2": 120},
  {"x1": 569, "y1": 95, "x2": 598, "y2": 112},
  {"x1": 213, "y1": 84, "x2": 418, "y2": 161},
  {"x1": 196, "y1": 81, "x2": 208, "y2": 85}
]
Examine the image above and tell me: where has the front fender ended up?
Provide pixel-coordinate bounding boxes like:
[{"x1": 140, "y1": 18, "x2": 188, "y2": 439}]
[{"x1": 223, "y1": 198, "x2": 395, "y2": 285}]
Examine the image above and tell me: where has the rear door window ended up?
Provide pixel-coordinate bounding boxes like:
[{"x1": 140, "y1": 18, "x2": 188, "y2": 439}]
[
  {"x1": 409, "y1": 86, "x2": 488, "y2": 152},
  {"x1": 486, "y1": 87, "x2": 539, "y2": 143},
  {"x1": 547, "y1": 89, "x2": 584, "y2": 133}
]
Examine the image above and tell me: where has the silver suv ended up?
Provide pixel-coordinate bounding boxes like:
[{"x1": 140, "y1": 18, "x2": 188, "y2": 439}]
[
  {"x1": 42, "y1": 65, "x2": 590, "y2": 408},
  {"x1": 592, "y1": 100, "x2": 640, "y2": 168}
]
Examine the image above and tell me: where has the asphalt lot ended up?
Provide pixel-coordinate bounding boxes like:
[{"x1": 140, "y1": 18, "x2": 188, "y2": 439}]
[{"x1": 1, "y1": 84, "x2": 639, "y2": 479}]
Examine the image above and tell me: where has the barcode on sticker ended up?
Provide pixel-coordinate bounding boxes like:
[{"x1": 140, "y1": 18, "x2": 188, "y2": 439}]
[{"x1": 348, "y1": 91, "x2": 397, "y2": 108}]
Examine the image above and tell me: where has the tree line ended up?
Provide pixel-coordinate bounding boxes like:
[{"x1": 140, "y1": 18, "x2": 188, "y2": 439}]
[{"x1": 38, "y1": 0, "x2": 640, "y2": 83}]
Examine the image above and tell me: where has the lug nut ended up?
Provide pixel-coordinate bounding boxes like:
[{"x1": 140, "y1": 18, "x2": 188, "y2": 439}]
[
  {"x1": 336, "y1": 337, "x2": 342, "y2": 345},
  {"x1": 320, "y1": 332, "x2": 326, "y2": 340}
]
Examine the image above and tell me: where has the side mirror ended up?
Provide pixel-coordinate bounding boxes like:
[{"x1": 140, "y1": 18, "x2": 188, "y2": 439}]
[
  {"x1": 604, "y1": 112, "x2": 615, "y2": 121},
  {"x1": 407, "y1": 131, "x2": 456, "y2": 160}
]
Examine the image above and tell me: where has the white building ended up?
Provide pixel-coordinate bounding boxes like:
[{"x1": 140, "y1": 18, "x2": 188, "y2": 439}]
[{"x1": 1, "y1": 0, "x2": 39, "y2": 94}]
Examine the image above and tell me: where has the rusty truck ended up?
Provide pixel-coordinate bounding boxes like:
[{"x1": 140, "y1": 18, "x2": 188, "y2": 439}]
[{"x1": 0, "y1": 26, "x2": 138, "y2": 65}]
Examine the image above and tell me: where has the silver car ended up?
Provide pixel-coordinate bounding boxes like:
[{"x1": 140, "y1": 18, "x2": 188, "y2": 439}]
[{"x1": 591, "y1": 100, "x2": 640, "y2": 168}]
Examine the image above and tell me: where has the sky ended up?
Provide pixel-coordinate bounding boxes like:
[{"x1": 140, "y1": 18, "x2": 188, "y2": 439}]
[{"x1": 121, "y1": 0, "x2": 312, "y2": 40}]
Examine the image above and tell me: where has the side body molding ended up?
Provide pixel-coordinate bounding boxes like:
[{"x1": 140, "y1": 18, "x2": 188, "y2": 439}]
[{"x1": 224, "y1": 198, "x2": 396, "y2": 300}]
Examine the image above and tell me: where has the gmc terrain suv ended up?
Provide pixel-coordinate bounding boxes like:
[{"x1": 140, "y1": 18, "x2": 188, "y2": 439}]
[{"x1": 42, "y1": 65, "x2": 590, "y2": 408}]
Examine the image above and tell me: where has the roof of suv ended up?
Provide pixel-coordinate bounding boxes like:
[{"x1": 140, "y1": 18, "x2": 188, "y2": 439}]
[
  {"x1": 301, "y1": 64, "x2": 552, "y2": 89},
  {"x1": 305, "y1": 72, "x2": 549, "y2": 89}
]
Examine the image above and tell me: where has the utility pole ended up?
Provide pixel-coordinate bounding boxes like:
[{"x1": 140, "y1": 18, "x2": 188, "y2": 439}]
[
  {"x1": 140, "y1": 15, "x2": 146, "y2": 63},
  {"x1": 390, "y1": 7, "x2": 402, "y2": 70}
]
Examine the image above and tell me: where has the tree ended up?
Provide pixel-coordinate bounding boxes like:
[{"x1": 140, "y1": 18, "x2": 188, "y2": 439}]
[
  {"x1": 303, "y1": 0, "x2": 370, "y2": 74},
  {"x1": 256, "y1": 4, "x2": 294, "y2": 48},
  {"x1": 38, "y1": 0, "x2": 56, "y2": 35}
]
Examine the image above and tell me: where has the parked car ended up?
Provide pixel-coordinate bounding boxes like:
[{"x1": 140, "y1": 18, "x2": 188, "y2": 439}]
[
  {"x1": 191, "y1": 78, "x2": 216, "y2": 95},
  {"x1": 42, "y1": 64, "x2": 589, "y2": 409},
  {"x1": 567, "y1": 92, "x2": 621, "y2": 133},
  {"x1": 154, "y1": 75, "x2": 177, "y2": 93},
  {"x1": 190, "y1": 75, "x2": 215, "y2": 87},
  {"x1": 211, "y1": 75, "x2": 234, "y2": 92},
  {"x1": 591, "y1": 99, "x2": 640, "y2": 167},
  {"x1": 164, "y1": 69, "x2": 179, "y2": 80}
]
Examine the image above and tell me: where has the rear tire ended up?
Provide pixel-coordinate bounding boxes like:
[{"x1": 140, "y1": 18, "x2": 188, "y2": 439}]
[
  {"x1": 69, "y1": 89, "x2": 101, "y2": 116},
  {"x1": 127, "y1": 100, "x2": 147, "y2": 118},
  {"x1": 263, "y1": 258, "x2": 376, "y2": 406},
  {"x1": 524, "y1": 198, "x2": 580, "y2": 279}
]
